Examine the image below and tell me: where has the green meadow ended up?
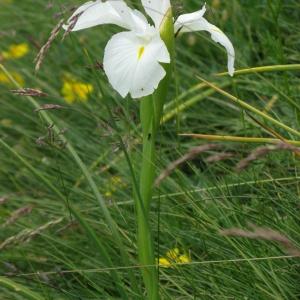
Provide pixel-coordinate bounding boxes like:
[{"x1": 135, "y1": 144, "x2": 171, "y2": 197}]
[{"x1": 0, "y1": 0, "x2": 300, "y2": 299}]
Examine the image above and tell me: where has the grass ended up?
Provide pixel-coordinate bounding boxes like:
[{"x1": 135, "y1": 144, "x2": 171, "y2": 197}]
[{"x1": 0, "y1": 0, "x2": 300, "y2": 299}]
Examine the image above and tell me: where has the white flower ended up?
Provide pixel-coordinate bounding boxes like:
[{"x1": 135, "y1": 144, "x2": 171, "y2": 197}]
[
  {"x1": 174, "y1": 4, "x2": 235, "y2": 77},
  {"x1": 64, "y1": 0, "x2": 235, "y2": 98}
]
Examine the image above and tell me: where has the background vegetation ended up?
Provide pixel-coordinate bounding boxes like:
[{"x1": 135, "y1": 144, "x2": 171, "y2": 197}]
[{"x1": 0, "y1": 0, "x2": 299, "y2": 299}]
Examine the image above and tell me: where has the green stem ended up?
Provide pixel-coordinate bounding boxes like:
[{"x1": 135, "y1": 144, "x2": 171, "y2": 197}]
[
  {"x1": 197, "y1": 76, "x2": 300, "y2": 138},
  {"x1": 135, "y1": 8, "x2": 174, "y2": 300},
  {"x1": 179, "y1": 133, "x2": 300, "y2": 146},
  {"x1": 137, "y1": 95, "x2": 159, "y2": 299},
  {"x1": 162, "y1": 82, "x2": 231, "y2": 124},
  {"x1": 0, "y1": 276, "x2": 45, "y2": 300},
  {"x1": 217, "y1": 64, "x2": 300, "y2": 76}
]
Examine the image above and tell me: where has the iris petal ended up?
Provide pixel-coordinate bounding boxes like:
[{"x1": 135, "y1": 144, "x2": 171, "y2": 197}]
[
  {"x1": 63, "y1": 0, "x2": 148, "y2": 32},
  {"x1": 175, "y1": 5, "x2": 235, "y2": 76},
  {"x1": 103, "y1": 31, "x2": 170, "y2": 98},
  {"x1": 141, "y1": 0, "x2": 171, "y2": 28}
]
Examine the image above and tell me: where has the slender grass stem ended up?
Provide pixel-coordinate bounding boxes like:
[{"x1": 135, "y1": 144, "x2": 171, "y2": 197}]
[
  {"x1": 217, "y1": 64, "x2": 300, "y2": 76},
  {"x1": 162, "y1": 82, "x2": 231, "y2": 124},
  {"x1": 0, "y1": 63, "x2": 131, "y2": 299},
  {"x1": 197, "y1": 76, "x2": 300, "y2": 138},
  {"x1": 0, "y1": 138, "x2": 129, "y2": 297},
  {"x1": 0, "y1": 64, "x2": 121, "y2": 245},
  {"x1": 0, "y1": 276, "x2": 45, "y2": 300},
  {"x1": 179, "y1": 133, "x2": 300, "y2": 146}
]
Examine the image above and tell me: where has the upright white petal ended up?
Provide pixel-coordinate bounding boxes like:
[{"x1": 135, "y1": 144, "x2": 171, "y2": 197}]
[
  {"x1": 63, "y1": 0, "x2": 148, "y2": 32},
  {"x1": 103, "y1": 30, "x2": 170, "y2": 98},
  {"x1": 141, "y1": 0, "x2": 171, "y2": 28},
  {"x1": 174, "y1": 5, "x2": 235, "y2": 76},
  {"x1": 109, "y1": 1, "x2": 148, "y2": 32}
]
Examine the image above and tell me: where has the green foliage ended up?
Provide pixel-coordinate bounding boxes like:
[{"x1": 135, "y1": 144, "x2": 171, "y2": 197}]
[{"x1": 0, "y1": 0, "x2": 299, "y2": 299}]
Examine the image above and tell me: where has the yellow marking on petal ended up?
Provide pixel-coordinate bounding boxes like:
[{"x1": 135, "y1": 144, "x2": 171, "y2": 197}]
[{"x1": 137, "y1": 46, "x2": 145, "y2": 60}]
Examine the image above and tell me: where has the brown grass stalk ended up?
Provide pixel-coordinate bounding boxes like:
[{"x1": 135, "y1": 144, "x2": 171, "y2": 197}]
[
  {"x1": 221, "y1": 224, "x2": 300, "y2": 257},
  {"x1": 236, "y1": 142, "x2": 300, "y2": 172},
  {"x1": 0, "y1": 217, "x2": 64, "y2": 250},
  {"x1": 62, "y1": 12, "x2": 83, "y2": 41},
  {"x1": 155, "y1": 144, "x2": 220, "y2": 186},
  {"x1": 34, "y1": 19, "x2": 64, "y2": 72},
  {"x1": 34, "y1": 104, "x2": 65, "y2": 112},
  {"x1": 1, "y1": 205, "x2": 33, "y2": 228},
  {"x1": 11, "y1": 88, "x2": 48, "y2": 97}
]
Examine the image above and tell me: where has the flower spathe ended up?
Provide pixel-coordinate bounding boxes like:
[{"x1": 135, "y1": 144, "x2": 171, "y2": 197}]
[{"x1": 64, "y1": 0, "x2": 235, "y2": 98}]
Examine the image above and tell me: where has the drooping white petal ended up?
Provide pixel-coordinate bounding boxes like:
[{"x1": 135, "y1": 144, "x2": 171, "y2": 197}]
[
  {"x1": 141, "y1": 0, "x2": 171, "y2": 28},
  {"x1": 174, "y1": 5, "x2": 206, "y2": 27},
  {"x1": 63, "y1": 0, "x2": 148, "y2": 32},
  {"x1": 174, "y1": 5, "x2": 235, "y2": 76},
  {"x1": 103, "y1": 30, "x2": 170, "y2": 98}
]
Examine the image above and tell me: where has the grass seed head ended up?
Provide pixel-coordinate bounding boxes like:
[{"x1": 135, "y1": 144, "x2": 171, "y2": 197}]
[
  {"x1": 34, "y1": 18, "x2": 64, "y2": 72},
  {"x1": 11, "y1": 88, "x2": 48, "y2": 97}
]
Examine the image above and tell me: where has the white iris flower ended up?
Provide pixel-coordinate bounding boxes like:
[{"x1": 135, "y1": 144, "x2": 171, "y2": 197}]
[{"x1": 64, "y1": 0, "x2": 235, "y2": 99}]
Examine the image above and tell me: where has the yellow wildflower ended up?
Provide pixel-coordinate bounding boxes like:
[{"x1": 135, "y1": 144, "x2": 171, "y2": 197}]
[
  {"x1": 1, "y1": 43, "x2": 29, "y2": 60},
  {"x1": 0, "y1": 71, "x2": 24, "y2": 86},
  {"x1": 104, "y1": 191, "x2": 113, "y2": 198},
  {"x1": 177, "y1": 254, "x2": 191, "y2": 264},
  {"x1": 0, "y1": 0, "x2": 13, "y2": 4},
  {"x1": 158, "y1": 248, "x2": 191, "y2": 268},
  {"x1": 61, "y1": 77, "x2": 94, "y2": 104},
  {"x1": 104, "y1": 176, "x2": 127, "y2": 198},
  {"x1": 111, "y1": 176, "x2": 126, "y2": 187},
  {"x1": 212, "y1": 0, "x2": 221, "y2": 9},
  {"x1": 166, "y1": 248, "x2": 180, "y2": 259},
  {"x1": 157, "y1": 257, "x2": 171, "y2": 268},
  {"x1": 0, "y1": 119, "x2": 13, "y2": 127}
]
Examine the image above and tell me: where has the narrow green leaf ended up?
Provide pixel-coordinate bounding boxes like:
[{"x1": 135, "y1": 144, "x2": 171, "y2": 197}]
[{"x1": 0, "y1": 276, "x2": 45, "y2": 300}]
